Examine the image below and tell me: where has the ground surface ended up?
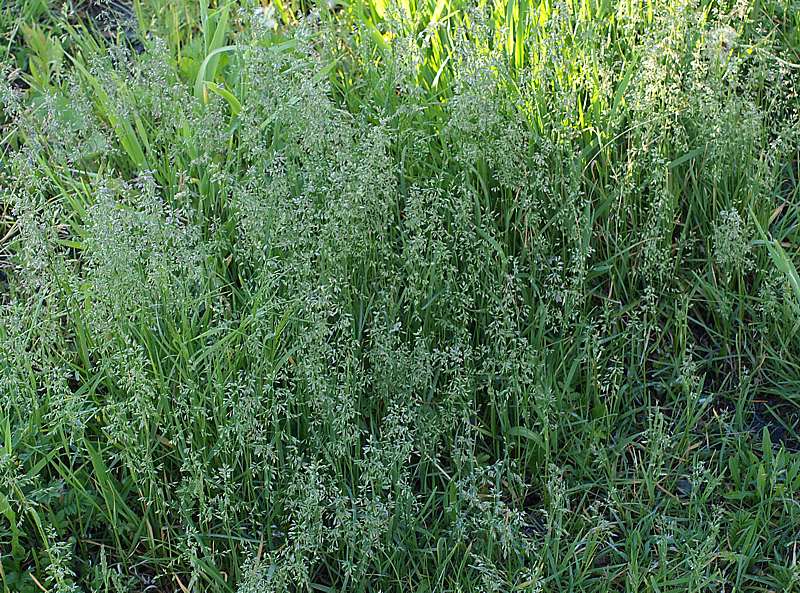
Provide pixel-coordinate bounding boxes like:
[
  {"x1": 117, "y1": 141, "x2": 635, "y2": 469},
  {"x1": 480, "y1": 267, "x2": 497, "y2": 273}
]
[{"x1": 2, "y1": 1, "x2": 800, "y2": 592}]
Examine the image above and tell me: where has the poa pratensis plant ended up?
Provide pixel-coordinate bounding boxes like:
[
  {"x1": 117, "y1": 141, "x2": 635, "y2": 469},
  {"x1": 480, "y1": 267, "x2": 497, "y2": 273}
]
[{"x1": 1, "y1": 1, "x2": 800, "y2": 592}]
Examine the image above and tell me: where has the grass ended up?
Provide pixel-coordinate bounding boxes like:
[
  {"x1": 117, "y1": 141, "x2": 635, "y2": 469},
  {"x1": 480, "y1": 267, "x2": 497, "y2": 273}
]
[{"x1": 1, "y1": 0, "x2": 800, "y2": 591}]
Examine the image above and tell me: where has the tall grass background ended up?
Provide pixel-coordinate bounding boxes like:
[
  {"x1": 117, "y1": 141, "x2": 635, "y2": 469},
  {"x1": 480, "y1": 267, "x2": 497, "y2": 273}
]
[{"x1": 1, "y1": 0, "x2": 800, "y2": 591}]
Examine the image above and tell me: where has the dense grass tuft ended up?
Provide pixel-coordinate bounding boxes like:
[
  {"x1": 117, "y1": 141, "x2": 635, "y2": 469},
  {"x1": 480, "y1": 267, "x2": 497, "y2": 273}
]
[{"x1": 2, "y1": 1, "x2": 800, "y2": 592}]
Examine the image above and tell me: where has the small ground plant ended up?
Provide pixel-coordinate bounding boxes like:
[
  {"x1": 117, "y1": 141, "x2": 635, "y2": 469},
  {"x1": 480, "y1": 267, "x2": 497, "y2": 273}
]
[{"x1": 1, "y1": 1, "x2": 800, "y2": 592}]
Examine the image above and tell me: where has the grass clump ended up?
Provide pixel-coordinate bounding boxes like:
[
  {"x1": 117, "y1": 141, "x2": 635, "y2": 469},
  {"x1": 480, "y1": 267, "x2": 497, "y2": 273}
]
[{"x1": 2, "y1": 1, "x2": 800, "y2": 592}]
